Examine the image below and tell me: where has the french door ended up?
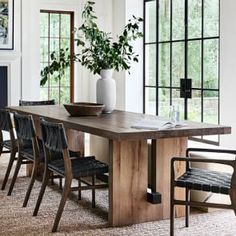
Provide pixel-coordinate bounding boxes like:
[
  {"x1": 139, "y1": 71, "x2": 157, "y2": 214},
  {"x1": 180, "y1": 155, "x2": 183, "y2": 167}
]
[
  {"x1": 40, "y1": 10, "x2": 74, "y2": 105},
  {"x1": 144, "y1": 0, "x2": 219, "y2": 143}
]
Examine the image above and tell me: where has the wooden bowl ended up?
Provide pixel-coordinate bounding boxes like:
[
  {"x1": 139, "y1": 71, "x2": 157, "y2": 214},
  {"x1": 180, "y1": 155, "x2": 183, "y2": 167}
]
[{"x1": 64, "y1": 102, "x2": 105, "y2": 116}]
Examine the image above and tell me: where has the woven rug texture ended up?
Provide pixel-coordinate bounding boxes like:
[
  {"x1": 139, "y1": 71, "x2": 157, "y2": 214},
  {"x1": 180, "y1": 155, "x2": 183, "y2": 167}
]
[{"x1": 0, "y1": 154, "x2": 236, "y2": 236}]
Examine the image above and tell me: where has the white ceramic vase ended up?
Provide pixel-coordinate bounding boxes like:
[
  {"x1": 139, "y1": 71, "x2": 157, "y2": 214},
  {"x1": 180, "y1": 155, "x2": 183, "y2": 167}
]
[{"x1": 96, "y1": 69, "x2": 116, "y2": 113}]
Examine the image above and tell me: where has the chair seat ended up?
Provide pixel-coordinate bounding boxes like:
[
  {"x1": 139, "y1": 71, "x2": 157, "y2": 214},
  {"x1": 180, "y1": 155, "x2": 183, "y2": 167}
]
[
  {"x1": 175, "y1": 168, "x2": 232, "y2": 194},
  {"x1": 49, "y1": 156, "x2": 108, "y2": 178},
  {"x1": 3, "y1": 140, "x2": 13, "y2": 149}
]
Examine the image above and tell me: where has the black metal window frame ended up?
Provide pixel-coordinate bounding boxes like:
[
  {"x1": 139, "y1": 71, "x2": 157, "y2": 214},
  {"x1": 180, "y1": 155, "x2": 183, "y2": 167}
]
[{"x1": 143, "y1": 0, "x2": 220, "y2": 145}]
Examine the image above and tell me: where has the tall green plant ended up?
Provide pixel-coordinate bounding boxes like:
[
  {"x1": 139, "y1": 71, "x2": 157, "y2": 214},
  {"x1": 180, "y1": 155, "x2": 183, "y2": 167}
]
[{"x1": 40, "y1": 1, "x2": 143, "y2": 86}]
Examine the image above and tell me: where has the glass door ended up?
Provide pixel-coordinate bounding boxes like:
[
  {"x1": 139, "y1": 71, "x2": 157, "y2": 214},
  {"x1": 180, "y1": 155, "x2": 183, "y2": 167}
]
[{"x1": 144, "y1": 0, "x2": 219, "y2": 143}]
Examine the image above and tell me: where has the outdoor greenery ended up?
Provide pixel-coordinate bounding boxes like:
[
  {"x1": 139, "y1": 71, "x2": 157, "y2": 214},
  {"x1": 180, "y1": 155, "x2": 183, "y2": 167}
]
[
  {"x1": 40, "y1": 1, "x2": 143, "y2": 89},
  {"x1": 145, "y1": 0, "x2": 219, "y2": 127}
]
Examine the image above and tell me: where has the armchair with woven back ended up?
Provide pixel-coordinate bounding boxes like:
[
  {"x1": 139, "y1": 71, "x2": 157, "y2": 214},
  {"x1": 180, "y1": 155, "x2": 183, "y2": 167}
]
[{"x1": 171, "y1": 147, "x2": 236, "y2": 235}]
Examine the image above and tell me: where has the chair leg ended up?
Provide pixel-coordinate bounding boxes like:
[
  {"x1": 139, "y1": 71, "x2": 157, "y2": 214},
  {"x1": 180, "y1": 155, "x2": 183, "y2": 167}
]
[
  {"x1": 170, "y1": 175, "x2": 175, "y2": 236},
  {"x1": 185, "y1": 188, "x2": 190, "y2": 227},
  {"x1": 170, "y1": 189, "x2": 175, "y2": 236},
  {"x1": 78, "y1": 178, "x2": 81, "y2": 200},
  {"x1": 33, "y1": 168, "x2": 50, "y2": 216},
  {"x1": 23, "y1": 160, "x2": 39, "y2": 207},
  {"x1": 51, "y1": 173, "x2": 54, "y2": 185},
  {"x1": 1, "y1": 149, "x2": 16, "y2": 190},
  {"x1": 230, "y1": 188, "x2": 236, "y2": 215},
  {"x1": 59, "y1": 177, "x2": 63, "y2": 190},
  {"x1": 7, "y1": 154, "x2": 22, "y2": 196},
  {"x1": 52, "y1": 177, "x2": 72, "y2": 232},
  {"x1": 0, "y1": 144, "x2": 3, "y2": 157},
  {"x1": 92, "y1": 175, "x2": 95, "y2": 208}
]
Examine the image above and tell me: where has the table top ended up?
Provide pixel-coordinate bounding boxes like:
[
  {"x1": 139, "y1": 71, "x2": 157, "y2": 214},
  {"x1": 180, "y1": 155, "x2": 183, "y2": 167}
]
[{"x1": 8, "y1": 105, "x2": 231, "y2": 141}]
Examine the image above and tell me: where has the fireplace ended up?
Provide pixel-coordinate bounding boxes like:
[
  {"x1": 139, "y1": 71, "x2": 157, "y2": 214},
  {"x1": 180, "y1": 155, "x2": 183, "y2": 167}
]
[{"x1": 0, "y1": 66, "x2": 8, "y2": 108}]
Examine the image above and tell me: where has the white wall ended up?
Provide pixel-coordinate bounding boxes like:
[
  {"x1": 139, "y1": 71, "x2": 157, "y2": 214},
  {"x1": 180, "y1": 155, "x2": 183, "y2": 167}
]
[
  {"x1": 21, "y1": 0, "x2": 40, "y2": 100},
  {"x1": 125, "y1": 0, "x2": 143, "y2": 113},
  {"x1": 112, "y1": 0, "x2": 144, "y2": 112},
  {"x1": 220, "y1": 0, "x2": 236, "y2": 148}
]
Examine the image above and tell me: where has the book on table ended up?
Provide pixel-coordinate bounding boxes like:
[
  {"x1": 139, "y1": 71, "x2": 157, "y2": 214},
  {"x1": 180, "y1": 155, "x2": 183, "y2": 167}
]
[{"x1": 131, "y1": 118, "x2": 185, "y2": 130}]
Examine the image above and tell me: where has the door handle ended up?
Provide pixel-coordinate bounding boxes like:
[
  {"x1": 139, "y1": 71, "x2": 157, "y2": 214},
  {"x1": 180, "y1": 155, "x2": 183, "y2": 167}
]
[{"x1": 180, "y1": 78, "x2": 192, "y2": 99}]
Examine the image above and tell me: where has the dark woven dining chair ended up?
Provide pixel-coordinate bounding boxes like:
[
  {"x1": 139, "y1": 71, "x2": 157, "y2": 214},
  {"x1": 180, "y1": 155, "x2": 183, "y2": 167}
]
[
  {"x1": 19, "y1": 99, "x2": 55, "y2": 106},
  {"x1": 170, "y1": 148, "x2": 236, "y2": 236},
  {"x1": 33, "y1": 119, "x2": 109, "y2": 232},
  {"x1": 8, "y1": 113, "x2": 43, "y2": 205},
  {"x1": 8, "y1": 113, "x2": 81, "y2": 206},
  {"x1": 0, "y1": 109, "x2": 18, "y2": 190},
  {"x1": 5, "y1": 99, "x2": 55, "y2": 197}
]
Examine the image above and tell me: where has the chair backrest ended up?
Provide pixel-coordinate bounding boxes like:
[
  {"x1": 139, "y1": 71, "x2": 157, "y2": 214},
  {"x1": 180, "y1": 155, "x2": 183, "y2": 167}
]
[
  {"x1": 0, "y1": 109, "x2": 13, "y2": 132},
  {"x1": 13, "y1": 113, "x2": 39, "y2": 157},
  {"x1": 40, "y1": 118, "x2": 68, "y2": 153},
  {"x1": 14, "y1": 113, "x2": 36, "y2": 141},
  {"x1": 40, "y1": 118, "x2": 71, "y2": 174},
  {"x1": 19, "y1": 99, "x2": 55, "y2": 106}
]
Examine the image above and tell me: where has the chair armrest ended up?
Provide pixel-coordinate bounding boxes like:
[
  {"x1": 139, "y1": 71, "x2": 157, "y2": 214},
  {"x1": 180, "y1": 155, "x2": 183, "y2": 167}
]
[
  {"x1": 186, "y1": 148, "x2": 236, "y2": 157},
  {"x1": 172, "y1": 157, "x2": 235, "y2": 166}
]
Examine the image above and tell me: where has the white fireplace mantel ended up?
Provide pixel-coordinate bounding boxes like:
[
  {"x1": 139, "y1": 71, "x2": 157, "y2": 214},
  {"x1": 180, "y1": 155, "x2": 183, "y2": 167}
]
[
  {"x1": 0, "y1": 51, "x2": 21, "y2": 62},
  {"x1": 0, "y1": 51, "x2": 22, "y2": 106}
]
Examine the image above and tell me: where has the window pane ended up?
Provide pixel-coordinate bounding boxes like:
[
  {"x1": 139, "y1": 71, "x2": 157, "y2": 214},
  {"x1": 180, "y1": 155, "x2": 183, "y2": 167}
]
[
  {"x1": 172, "y1": 0, "x2": 185, "y2": 40},
  {"x1": 188, "y1": 90, "x2": 201, "y2": 122},
  {"x1": 50, "y1": 14, "x2": 60, "y2": 38},
  {"x1": 50, "y1": 88, "x2": 59, "y2": 104},
  {"x1": 145, "y1": 1, "x2": 156, "y2": 43},
  {"x1": 50, "y1": 74, "x2": 60, "y2": 87},
  {"x1": 172, "y1": 42, "x2": 184, "y2": 87},
  {"x1": 159, "y1": 43, "x2": 170, "y2": 87},
  {"x1": 159, "y1": 0, "x2": 170, "y2": 42},
  {"x1": 188, "y1": 41, "x2": 201, "y2": 88},
  {"x1": 204, "y1": 39, "x2": 219, "y2": 89},
  {"x1": 145, "y1": 45, "x2": 156, "y2": 86},
  {"x1": 61, "y1": 38, "x2": 70, "y2": 49},
  {"x1": 188, "y1": 0, "x2": 202, "y2": 39},
  {"x1": 40, "y1": 13, "x2": 48, "y2": 37},
  {"x1": 203, "y1": 90, "x2": 218, "y2": 124},
  {"x1": 145, "y1": 87, "x2": 156, "y2": 115},
  {"x1": 40, "y1": 63, "x2": 49, "y2": 87},
  {"x1": 40, "y1": 38, "x2": 48, "y2": 62},
  {"x1": 159, "y1": 88, "x2": 170, "y2": 117},
  {"x1": 61, "y1": 68, "x2": 70, "y2": 86},
  {"x1": 61, "y1": 14, "x2": 71, "y2": 38},
  {"x1": 50, "y1": 39, "x2": 59, "y2": 53},
  {"x1": 40, "y1": 87, "x2": 48, "y2": 100},
  {"x1": 204, "y1": 0, "x2": 219, "y2": 37},
  {"x1": 60, "y1": 87, "x2": 70, "y2": 104},
  {"x1": 172, "y1": 89, "x2": 184, "y2": 120}
]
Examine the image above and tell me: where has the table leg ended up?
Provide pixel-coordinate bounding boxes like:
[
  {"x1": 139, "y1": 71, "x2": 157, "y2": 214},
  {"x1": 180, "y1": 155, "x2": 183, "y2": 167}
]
[
  {"x1": 108, "y1": 137, "x2": 187, "y2": 226},
  {"x1": 153, "y1": 137, "x2": 187, "y2": 219}
]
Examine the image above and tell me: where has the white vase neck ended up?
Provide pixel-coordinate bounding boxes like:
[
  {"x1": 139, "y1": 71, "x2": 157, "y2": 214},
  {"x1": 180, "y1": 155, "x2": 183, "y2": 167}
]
[{"x1": 100, "y1": 69, "x2": 113, "y2": 79}]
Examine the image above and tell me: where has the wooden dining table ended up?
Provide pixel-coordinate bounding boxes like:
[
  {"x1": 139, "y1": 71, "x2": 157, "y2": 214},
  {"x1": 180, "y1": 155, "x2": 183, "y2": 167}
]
[{"x1": 8, "y1": 105, "x2": 231, "y2": 226}]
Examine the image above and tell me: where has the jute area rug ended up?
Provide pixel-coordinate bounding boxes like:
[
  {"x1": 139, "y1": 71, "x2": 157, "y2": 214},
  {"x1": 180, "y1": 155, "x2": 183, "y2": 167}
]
[{"x1": 0, "y1": 154, "x2": 236, "y2": 236}]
